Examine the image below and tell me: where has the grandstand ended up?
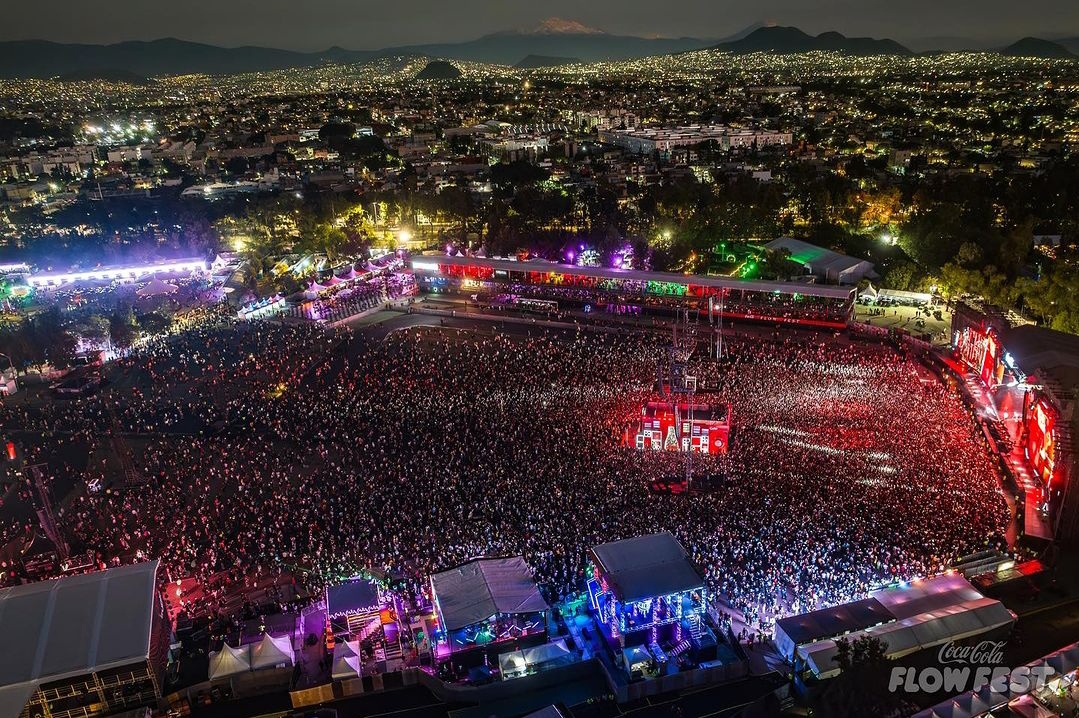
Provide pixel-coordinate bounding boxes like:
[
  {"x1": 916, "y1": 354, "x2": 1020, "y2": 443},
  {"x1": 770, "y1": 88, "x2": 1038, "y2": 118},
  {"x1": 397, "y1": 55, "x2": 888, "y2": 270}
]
[{"x1": 410, "y1": 255, "x2": 856, "y2": 328}]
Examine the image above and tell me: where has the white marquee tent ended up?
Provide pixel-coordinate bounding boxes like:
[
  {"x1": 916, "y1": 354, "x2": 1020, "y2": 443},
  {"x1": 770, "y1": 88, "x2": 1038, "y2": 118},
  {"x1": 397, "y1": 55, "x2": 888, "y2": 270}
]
[
  {"x1": 208, "y1": 644, "x2": 251, "y2": 680},
  {"x1": 794, "y1": 575, "x2": 1015, "y2": 679},
  {"x1": 913, "y1": 640, "x2": 1079, "y2": 718},
  {"x1": 136, "y1": 277, "x2": 179, "y2": 297},
  {"x1": 498, "y1": 639, "x2": 574, "y2": 677},
  {"x1": 331, "y1": 640, "x2": 363, "y2": 681},
  {"x1": 249, "y1": 634, "x2": 295, "y2": 670}
]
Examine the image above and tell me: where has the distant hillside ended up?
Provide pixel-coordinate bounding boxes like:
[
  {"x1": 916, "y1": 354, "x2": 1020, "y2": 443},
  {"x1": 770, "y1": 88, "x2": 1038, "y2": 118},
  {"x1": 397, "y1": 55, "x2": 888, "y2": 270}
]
[
  {"x1": 715, "y1": 26, "x2": 911, "y2": 55},
  {"x1": 392, "y1": 31, "x2": 713, "y2": 65},
  {"x1": 0, "y1": 38, "x2": 374, "y2": 79},
  {"x1": 999, "y1": 37, "x2": 1077, "y2": 59},
  {"x1": 389, "y1": 18, "x2": 714, "y2": 64},
  {"x1": 0, "y1": 26, "x2": 711, "y2": 78},
  {"x1": 0, "y1": 21, "x2": 931, "y2": 79},
  {"x1": 514, "y1": 54, "x2": 580, "y2": 68},
  {"x1": 415, "y1": 60, "x2": 462, "y2": 80},
  {"x1": 1057, "y1": 37, "x2": 1079, "y2": 54},
  {"x1": 528, "y1": 18, "x2": 603, "y2": 35}
]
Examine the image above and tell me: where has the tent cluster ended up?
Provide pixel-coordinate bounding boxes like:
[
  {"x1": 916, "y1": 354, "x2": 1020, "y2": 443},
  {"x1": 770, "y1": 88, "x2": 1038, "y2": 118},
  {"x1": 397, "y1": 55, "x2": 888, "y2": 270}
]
[
  {"x1": 303, "y1": 254, "x2": 404, "y2": 301},
  {"x1": 304, "y1": 268, "x2": 369, "y2": 299},
  {"x1": 208, "y1": 634, "x2": 295, "y2": 680},
  {"x1": 913, "y1": 641, "x2": 1079, "y2": 718}
]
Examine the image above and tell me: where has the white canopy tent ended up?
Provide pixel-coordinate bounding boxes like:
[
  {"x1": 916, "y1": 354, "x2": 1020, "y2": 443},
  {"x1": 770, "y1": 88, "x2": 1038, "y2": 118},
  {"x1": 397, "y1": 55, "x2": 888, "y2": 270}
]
[
  {"x1": 331, "y1": 640, "x2": 363, "y2": 681},
  {"x1": 497, "y1": 639, "x2": 574, "y2": 678},
  {"x1": 208, "y1": 644, "x2": 250, "y2": 680},
  {"x1": 249, "y1": 633, "x2": 294, "y2": 670},
  {"x1": 136, "y1": 277, "x2": 179, "y2": 297}
]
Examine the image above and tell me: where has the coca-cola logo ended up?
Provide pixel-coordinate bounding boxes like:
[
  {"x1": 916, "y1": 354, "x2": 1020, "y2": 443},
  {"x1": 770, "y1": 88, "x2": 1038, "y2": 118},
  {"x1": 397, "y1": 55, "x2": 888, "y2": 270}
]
[{"x1": 937, "y1": 640, "x2": 1006, "y2": 666}]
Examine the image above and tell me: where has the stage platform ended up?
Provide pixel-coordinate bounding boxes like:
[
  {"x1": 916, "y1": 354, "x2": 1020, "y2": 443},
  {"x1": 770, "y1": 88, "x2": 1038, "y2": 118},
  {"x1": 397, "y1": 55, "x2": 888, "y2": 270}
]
[{"x1": 948, "y1": 359, "x2": 1053, "y2": 541}]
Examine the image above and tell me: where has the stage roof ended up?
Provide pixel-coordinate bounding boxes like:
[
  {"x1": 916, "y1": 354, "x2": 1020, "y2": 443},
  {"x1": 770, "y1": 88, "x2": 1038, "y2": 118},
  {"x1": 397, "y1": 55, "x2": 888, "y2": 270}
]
[
  {"x1": 591, "y1": 533, "x2": 704, "y2": 603},
  {"x1": 431, "y1": 557, "x2": 549, "y2": 632},
  {"x1": 0, "y1": 561, "x2": 160, "y2": 717},
  {"x1": 414, "y1": 254, "x2": 856, "y2": 300},
  {"x1": 1003, "y1": 324, "x2": 1079, "y2": 392}
]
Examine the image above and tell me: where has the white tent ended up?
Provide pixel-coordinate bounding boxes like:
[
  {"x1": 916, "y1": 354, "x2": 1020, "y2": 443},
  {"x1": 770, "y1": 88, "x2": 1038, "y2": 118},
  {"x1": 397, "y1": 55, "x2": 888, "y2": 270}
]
[
  {"x1": 498, "y1": 640, "x2": 574, "y2": 679},
  {"x1": 331, "y1": 640, "x2": 363, "y2": 681},
  {"x1": 800, "y1": 598, "x2": 1015, "y2": 679},
  {"x1": 250, "y1": 633, "x2": 294, "y2": 670},
  {"x1": 208, "y1": 644, "x2": 250, "y2": 679},
  {"x1": 797, "y1": 576, "x2": 1016, "y2": 679},
  {"x1": 136, "y1": 277, "x2": 179, "y2": 297}
]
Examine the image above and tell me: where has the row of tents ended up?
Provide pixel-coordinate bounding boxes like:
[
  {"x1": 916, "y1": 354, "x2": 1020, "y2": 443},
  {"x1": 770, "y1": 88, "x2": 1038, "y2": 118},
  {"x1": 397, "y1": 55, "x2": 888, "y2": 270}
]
[
  {"x1": 208, "y1": 634, "x2": 296, "y2": 680},
  {"x1": 914, "y1": 641, "x2": 1079, "y2": 718}
]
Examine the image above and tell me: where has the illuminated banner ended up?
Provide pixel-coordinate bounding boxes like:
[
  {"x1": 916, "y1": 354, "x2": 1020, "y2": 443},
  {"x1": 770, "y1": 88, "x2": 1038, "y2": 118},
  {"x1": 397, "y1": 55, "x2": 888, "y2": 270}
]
[
  {"x1": 955, "y1": 325, "x2": 1003, "y2": 386},
  {"x1": 1026, "y1": 398, "x2": 1056, "y2": 486},
  {"x1": 625, "y1": 401, "x2": 731, "y2": 455}
]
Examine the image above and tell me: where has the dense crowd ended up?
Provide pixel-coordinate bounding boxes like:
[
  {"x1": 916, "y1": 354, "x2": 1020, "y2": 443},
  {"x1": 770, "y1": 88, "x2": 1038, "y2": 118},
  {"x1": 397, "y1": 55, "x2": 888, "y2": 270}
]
[{"x1": 0, "y1": 319, "x2": 1008, "y2": 640}]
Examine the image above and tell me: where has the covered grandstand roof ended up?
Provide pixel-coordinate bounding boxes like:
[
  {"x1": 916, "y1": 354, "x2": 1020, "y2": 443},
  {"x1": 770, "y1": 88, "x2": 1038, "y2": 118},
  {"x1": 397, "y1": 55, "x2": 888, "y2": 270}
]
[
  {"x1": 431, "y1": 557, "x2": 549, "y2": 632},
  {"x1": 591, "y1": 533, "x2": 705, "y2": 603},
  {"x1": 0, "y1": 561, "x2": 160, "y2": 718},
  {"x1": 775, "y1": 597, "x2": 894, "y2": 659},
  {"x1": 413, "y1": 254, "x2": 856, "y2": 300}
]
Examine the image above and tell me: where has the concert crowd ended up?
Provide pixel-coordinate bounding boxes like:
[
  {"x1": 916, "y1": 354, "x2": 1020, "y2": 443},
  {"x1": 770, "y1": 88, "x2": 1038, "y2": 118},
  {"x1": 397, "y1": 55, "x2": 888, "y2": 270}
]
[{"x1": 0, "y1": 318, "x2": 1008, "y2": 640}]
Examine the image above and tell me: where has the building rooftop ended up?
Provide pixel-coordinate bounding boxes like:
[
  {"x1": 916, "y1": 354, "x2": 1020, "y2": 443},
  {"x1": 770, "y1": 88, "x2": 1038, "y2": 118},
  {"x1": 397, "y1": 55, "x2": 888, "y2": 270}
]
[
  {"x1": 766, "y1": 237, "x2": 874, "y2": 277},
  {"x1": 0, "y1": 561, "x2": 160, "y2": 718}
]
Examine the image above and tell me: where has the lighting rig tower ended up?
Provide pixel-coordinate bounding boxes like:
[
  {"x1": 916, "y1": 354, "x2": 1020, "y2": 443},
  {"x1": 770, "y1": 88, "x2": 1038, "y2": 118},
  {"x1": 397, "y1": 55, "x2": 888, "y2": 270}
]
[
  {"x1": 27, "y1": 462, "x2": 69, "y2": 561},
  {"x1": 708, "y1": 291, "x2": 726, "y2": 359},
  {"x1": 665, "y1": 311, "x2": 698, "y2": 491}
]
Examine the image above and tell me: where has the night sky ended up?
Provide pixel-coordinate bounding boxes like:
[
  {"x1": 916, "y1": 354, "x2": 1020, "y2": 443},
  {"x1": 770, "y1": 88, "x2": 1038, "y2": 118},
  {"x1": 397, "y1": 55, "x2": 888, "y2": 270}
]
[{"x1": 3, "y1": 0, "x2": 1078, "y2": 50}]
